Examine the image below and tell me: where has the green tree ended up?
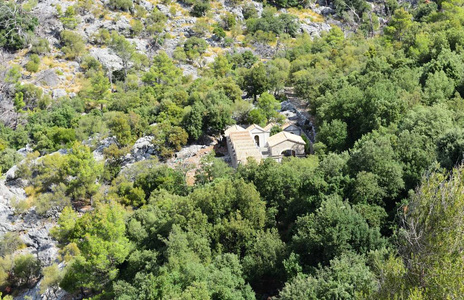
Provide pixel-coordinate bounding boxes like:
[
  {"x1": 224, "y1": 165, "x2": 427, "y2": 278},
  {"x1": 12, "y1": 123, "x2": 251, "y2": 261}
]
[
  {"x1": 109, "y1": 0, "x2": 133, "y2": 11},
  {"x1": 0, "y1": 1, "x2": 38, "y2": 50},
  {"x1": 150, "y1": 122, "x2": 188, "y2": 158},
  {"x1": 59, "y1": 204, "x2": 132, "y2": 293},
  {"x1": 40, "y1": 264, "x2": 64, "y2": 296},
  {"x1": 60, "y1": 30, "x2": 86, "y2": 60},
  {"x1": 436, "y1": 128, "x2": 464, "y2": 170},
  {"x1": 242, "y1": 62, "x2": 270, "y2": 101},
  {"x1": 110, "y1": 32, "x2": 135, "y2": 77},
  {"x1": 11, "y1": 254, "x2": 41, "y2": 288},
  {"x1": 184, "y1": 37, "x2": 208, "y2": 63},
  {"x1": 348, "y1": 132, "x2": 404, "y2": 199},
  {"x1": 398, "y1": 165, "x2": 464, "y2": 298},
  {"x1": 279, "y1": 252, "x2": 377, "y2": 299},
  {"x1": 107, "y1": 113, "x2": 132, "y2": 146},
  {"x1": 292, "y1": 196, "x2": 385, "y2": 267},
  {"x1": 63, "y1": 142, "x2": 103, "y2": 200},
  {"x1": 384, "y1": 8, "x2": 413, "y2": 41},
  {"x1": 317, "y1": 119, "x2": 348, "y2": 153}
]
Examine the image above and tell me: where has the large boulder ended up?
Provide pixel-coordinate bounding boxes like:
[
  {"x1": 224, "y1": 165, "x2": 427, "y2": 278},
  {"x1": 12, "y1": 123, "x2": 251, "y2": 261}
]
[
  {"x1": 89, "y1": 47, "x2": 124, "y2": 71},
  {"x1": 35, "y1": 69, "x2": 60, "y2": 87}
]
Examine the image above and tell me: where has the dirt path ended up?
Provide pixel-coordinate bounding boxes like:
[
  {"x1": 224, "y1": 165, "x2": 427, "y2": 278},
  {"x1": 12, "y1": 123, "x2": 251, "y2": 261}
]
[{"x1": 283, "y1": 87, "x2": 317, "y2": 145}]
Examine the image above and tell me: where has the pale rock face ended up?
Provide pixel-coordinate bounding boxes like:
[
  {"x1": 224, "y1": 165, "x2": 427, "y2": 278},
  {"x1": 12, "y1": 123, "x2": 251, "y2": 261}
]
[
  {"x1": 35, "y1": 69, "x2": 61, "y2": 88},
  {"x1": 0, "y1": 166, "x2": 66, "y2": 299},
  {"x1": 122, "y1": 135, "x2": 157, "y2": 166},
  {"x1": 300, "y1": 22, "x2": 332, "y2": 37},
  {"x1": 52, "y1": 88, "x2": 67, "y2": 99},
  {"x1": 89, "y1": 47, "x2": 124, "y2": 71},
  {"x1": 92, "y1": 136, "x2": 118, "y2": 162}
]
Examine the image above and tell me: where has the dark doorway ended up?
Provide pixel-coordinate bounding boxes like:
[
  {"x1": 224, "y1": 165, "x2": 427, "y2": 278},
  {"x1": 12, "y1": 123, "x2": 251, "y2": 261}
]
[{"x1": 282, "y1": 149, "x2": 296, "y2": 157}]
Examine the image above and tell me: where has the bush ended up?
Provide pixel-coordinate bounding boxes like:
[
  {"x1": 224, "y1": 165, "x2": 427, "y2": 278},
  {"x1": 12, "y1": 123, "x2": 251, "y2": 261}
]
[
  {"x1": 25, "y1": 54, "x2": 40, "y2": 73},
  {"x1": 11, "y1": 254, "x2": 41, "y2": 288},
  {"x1": 109, "y1": 0, "x2": 133, "y2": 11},
  {"x1": 35, "y1": 183, "x2": 71, "y2": 216},
  {"x1": 0, "y1": 1, "x2": 38, "y2": 50},
  {"x1": 0, "y1": 148, "x2": 22, "y2": 174},
  {"x1": 60, "y1": 30, "x2": 86, "y2": 59},
  {"x1": 30, "y1": 38, "x2": 50, "y2": 54},
  {"x1": 213, "y1": 25, "x2": 226, "y2": 39},
  {"x1": 0, "y1": 233, "x2": 24, "y2": 257},
  {"x1": 61, "y1": 6, "x2": 78, "y2": 29},
  {"x1": 191, "y1": 0, "x2": 210, "y2": 17},
  {"x1": 184, "y1": 37, "x2": 208, "y2": 61}
]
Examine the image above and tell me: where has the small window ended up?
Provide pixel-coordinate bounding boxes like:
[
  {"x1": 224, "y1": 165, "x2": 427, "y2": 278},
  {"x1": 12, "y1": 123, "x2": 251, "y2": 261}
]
[{"x1": 254, "y1": 135, "x2": 260, "y2": 147}]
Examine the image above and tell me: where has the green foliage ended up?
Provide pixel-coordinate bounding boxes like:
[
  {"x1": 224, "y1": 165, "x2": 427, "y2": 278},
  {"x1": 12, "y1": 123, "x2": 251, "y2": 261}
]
[
  {"x1": 30, "y1": 37, "x2": 50, "y2": 54},
  {"x1": 279, "y1": 252, "x2": 377, "y2": 299},
  {"x1": 60, "y1": 30, "x2": 86, "y2": 59},
  {"x1": 317, "y1": 119, "x2": 348, "y2": 153},
  {"x1": 11, "y1": 254, "x2": 41, "y2": 288},
  {"x1": 0, "y1": 148, "x2": 23, "y2": 174},
  {"x1": 60, "y1": 6, "x2": 78, "y2": 29},
  {"x1": 191, "y1": 0, "x2": 210, "y2": 17},
  {"x1": 134, "y1": 161, "x2": 188, "y2": 198},
  {"x1": 109, "y1": 0, "x2": 133, "y2": 11},
  {"x1": 58, "y1": 203, "x2": 132, "y2": 292},
  {"x1": 35, "y1": 183, "x2": 71, "y2": 216},
  {"x1": 24, "y1": 54, "x2": 40, "y2": 73},
  {"x1": 292, "y1": 196, "x2": 385, "y2": 268},
  {"x1": 40, "y1": 264, "x2": 64, "y2": 295},
  {"x1": 150, "y1": 122, "x2": 188, "y2": 158},
  {"x1": 436, "y1": 128, "x2": 464, "y2": 169},
  {"x1": 18, "y1": 142, "x2": 102, "y2": 201},
  {"x1": 246, "y1": 9, "x2": 300, "y2": 39},
  {"x1": 0, "y1": 233, "x2": 24, "y2": 257},
  {"x1": 110, "y1": 32, "x2": 136, "y2": 76},
  {"x1": 184, "y1": 37, "x2": 208, "y2": 61},
  {"x1": 241, "y1": 62, "x2": 270, "y2": 100},
  {"x1": 0, "y1": 1, "x2": 38, "y2": 50},
  {"x1": 397, "y1": 165, "x2": 464, "y2": 298}
]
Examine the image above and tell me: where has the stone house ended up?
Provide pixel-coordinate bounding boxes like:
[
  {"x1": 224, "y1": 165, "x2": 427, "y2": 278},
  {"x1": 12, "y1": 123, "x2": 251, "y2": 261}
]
[{"x1": 225, "y1": 123, "x2": 306, "y2": 168}]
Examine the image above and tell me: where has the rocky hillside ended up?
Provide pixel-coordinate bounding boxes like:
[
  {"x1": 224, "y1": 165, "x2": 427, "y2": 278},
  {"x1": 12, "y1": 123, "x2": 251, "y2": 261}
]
[
  {"x1": 0, "y1": 0, "x2": 338, "y2": 128},
  {"x1": 1, "y1": 0, "x2": 437, "y2": 298}
]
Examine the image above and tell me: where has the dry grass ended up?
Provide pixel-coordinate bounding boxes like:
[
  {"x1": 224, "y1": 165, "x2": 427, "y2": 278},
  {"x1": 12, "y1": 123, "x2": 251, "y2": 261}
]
[
  {"x1": 236, "y1": 35, "x2": 246, "y2": 42},
  {"x1": 287, "y1": 7, "x2": 324, "y2": 22},
  {"x1": 209, "y1": 46, "x2": 224, "y2": 55}
]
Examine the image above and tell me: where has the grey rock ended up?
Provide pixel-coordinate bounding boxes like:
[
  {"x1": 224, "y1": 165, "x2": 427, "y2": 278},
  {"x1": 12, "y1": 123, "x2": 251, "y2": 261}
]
[
  {"x1": 92, "y1": 136, "x2": 118, "y2": 162},
  {"x1": 300, "y1": 22, "x2": 331, "y2": 37},
  {"x1": 254, "y1": 2, "x2": 264, "y2": 17},
  {"x1": 89, "y1": 47, "x2": 124, "y2": 71},
  {"x1": 122, "y1": 136, "x2": 156, "y2": 166},
  {"x1": 179, "y1": 64, "x2": 198, "y2": 79},
  {"x1": 17, "y1": 144, "x2": 33, "y2": 157},
  {"x1": 157, "y1": 4, "x2": 171, "y2": 16},
  {"x1": 115, "y1": 16, "x2": 132, "y2": 34},
  {"x1": 127, "y1": 38, "x2": 150, "y2": 52},
  {"x1": 312, "y1": 5, "x2": 334, "y2": 16},
  {"x1": 52, "y1": 89, "x2": 67, "y2": 99},
  {"x1": 174, "y1": 145, "x2": 206, "y2": 160},
  {"x1": 35, "y1": 69, "x2": 60, "y2": 87},
  {"x1": 5, "y1": 165, "x2": 19, "y2": 181}
]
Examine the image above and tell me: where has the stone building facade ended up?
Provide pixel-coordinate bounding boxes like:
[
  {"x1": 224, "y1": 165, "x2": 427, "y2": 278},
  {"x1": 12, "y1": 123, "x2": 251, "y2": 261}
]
[{"x1": 225, "y1": 124, "x2": 306, "y2": 168}]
